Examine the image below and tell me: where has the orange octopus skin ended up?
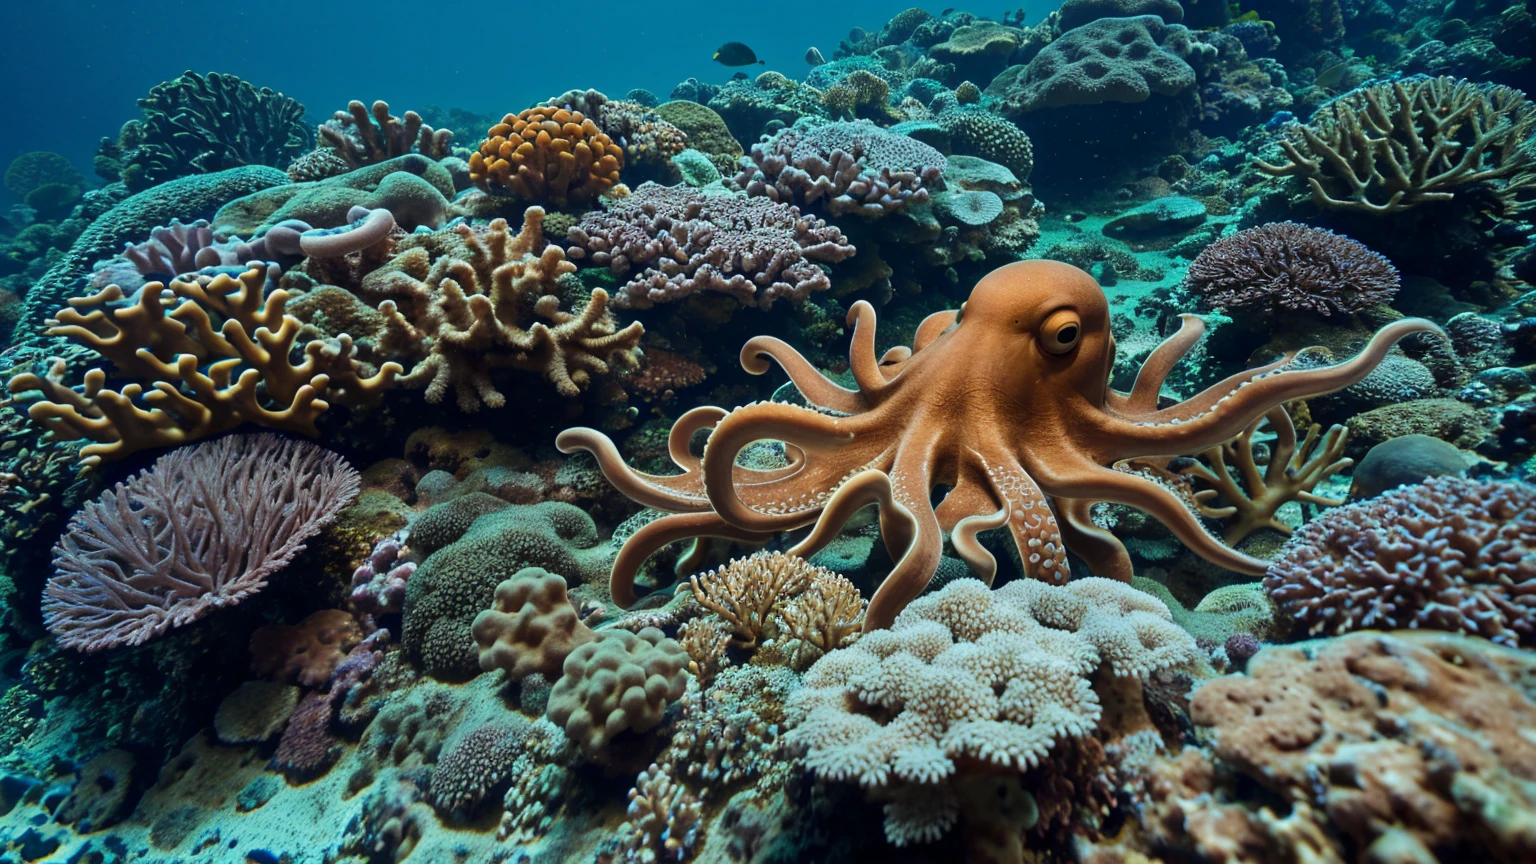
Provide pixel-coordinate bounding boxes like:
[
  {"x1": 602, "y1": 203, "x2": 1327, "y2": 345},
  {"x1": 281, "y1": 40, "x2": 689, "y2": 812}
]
[{"x1": 558, "y1": 260, "x2": 1442, "y2": 631}]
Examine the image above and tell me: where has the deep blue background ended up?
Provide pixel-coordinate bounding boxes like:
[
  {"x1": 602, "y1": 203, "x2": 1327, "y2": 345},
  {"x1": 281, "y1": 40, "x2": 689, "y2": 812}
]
[{"x1": 1, "y1": 1, "x2": 1060, "y2": 202}]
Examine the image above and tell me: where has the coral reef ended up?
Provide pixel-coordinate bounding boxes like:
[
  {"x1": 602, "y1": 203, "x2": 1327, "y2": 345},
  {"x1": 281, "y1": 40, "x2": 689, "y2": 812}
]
[
  {"x1": 468, "y1": 106, "x2": 624, "y2": 208},
  {"x1": 988, "y1": 16, "x2": 1197, "y2": 114}
]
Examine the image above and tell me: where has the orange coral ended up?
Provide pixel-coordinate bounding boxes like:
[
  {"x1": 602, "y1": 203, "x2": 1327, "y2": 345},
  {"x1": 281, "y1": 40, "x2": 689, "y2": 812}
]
[{"x1": 469, "y1": 107, "x2": 624, "y2": 209}]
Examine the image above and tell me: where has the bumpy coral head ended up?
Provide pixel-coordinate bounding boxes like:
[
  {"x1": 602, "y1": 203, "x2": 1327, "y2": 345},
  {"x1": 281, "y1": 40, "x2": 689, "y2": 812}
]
[{"x1": 955, "y1": 259, "x2": 1114, "y2": 403}]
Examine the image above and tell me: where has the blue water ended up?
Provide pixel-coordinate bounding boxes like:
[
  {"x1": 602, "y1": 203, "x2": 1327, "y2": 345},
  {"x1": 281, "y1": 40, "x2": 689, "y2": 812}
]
[{"x1": 1, "y1": 1, "x2": 1059, "y2": 197}]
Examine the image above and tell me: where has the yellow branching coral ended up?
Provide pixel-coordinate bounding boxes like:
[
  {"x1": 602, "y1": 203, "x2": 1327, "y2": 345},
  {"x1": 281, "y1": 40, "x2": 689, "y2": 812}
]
[
  {"x1": 469, "y1": 106, "x2": 624, "y2": 209},
  {"x1": 689, "y1": 551, "x2": 833, "y2": 650},
  {"x1": 8, "y1": 268, "x2": 400, "y2": 466},
  {"x1": 366, "y1": 207, "x2": 643, "y2": 409},
  {"x1": 1256, "y1": 76, "x2": 1536, "y2": 214},
  {"x1": 1174, "y1": 407, "x2": 1351, "y2": 545}
]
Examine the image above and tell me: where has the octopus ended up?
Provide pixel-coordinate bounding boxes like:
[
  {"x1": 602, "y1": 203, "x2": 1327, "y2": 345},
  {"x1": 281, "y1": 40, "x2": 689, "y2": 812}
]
[{"x1": 558, "y1": 260, "x2": 1439, "y2": 630}]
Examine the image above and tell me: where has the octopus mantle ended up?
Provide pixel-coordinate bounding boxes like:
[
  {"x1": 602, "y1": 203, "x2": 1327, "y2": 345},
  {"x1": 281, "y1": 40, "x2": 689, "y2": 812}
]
[{"x1": 559, "y1": 260, "x2": 1438, "y2": 630}]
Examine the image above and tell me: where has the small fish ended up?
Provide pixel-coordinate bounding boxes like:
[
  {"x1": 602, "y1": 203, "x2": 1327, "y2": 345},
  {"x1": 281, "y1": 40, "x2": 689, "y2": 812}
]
[
  {"x1": 714, "y1": 42, "x2": 765, "y2": 67},
  {"x1": 1314, "y1": 59, "x2": 1351, "y2": 90},
  {"x1": 805, "y1": 46, "x2": 826, "y2": 66},
  {"x1": 942, "y1": 7, "x2": 955, "y2": 15}
]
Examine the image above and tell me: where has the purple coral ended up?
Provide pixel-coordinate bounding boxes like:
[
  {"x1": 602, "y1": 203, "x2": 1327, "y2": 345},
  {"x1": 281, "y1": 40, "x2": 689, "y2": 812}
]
[
  {"x1": 566, "y1": 182, "x2": 856, "y2": 309},
  {"x1": 349, "y1": 529, "x2": 417, "y2": 625},
  {"x1": 119, "y1": 218, "x2": 309, "y2": 277},
  {"x1": 1265, "y1": 476, "x2": 1536, "y2": 647},
  {"x1": 1186, "y1": 222, "x2": 1399, "y2": 315},
  {"x1": 44, "y1": 434, "x2": 360, "y2": 652},
  {"x1": 732, "y1": 120, "x2": 945, "y2": 217}
]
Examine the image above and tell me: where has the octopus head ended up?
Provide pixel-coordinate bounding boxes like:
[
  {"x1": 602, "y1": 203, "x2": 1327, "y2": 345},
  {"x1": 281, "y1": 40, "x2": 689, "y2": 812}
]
[{"x1": 954, "y1": 260, "x2": 1114, "y2": 402}]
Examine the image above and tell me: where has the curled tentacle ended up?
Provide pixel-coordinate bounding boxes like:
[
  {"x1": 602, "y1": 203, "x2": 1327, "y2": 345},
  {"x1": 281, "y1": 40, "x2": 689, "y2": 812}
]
[
  {"x1": 557, "y1": 427, "x2": 711, "y2": 512},
  {"x1": 1055, "y1": 498, "x2": 1133, "y2": 582},
  {"x1": 847, "y1": 301, "x2": 889, "y2": 397},
  {"x1": 788, "y1": 466, "x2": 911, "y2": 561},
  {"x1": 952, "y1": 506, "x2": 1010, "y2": 586},
  {"x1": 668, "y1": 406, "x2": 726, "y2": 471},
  {"x1": 609, "y1": 511, "x2": 777, "y2": 607},
  {"x1": 701, "y1": 402, "x2": 860, "y2": 532},
  {"x1": 1117, "y1": 314, "x2": 1206, "y2": 414},
  {"x1": 740, "y1": 335, "x2": 864, "y2": 414},
  {"x1": 864, "y1": 430, "x2": 944, "y2": 631},
  {"x1": 879, "y1": 346, "x2": 911, "y2": 380}
]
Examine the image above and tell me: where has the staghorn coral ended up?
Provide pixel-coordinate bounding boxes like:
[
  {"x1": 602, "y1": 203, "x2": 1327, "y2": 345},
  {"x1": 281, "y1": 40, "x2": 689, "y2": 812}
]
[
  {"x1": 1184, "y1": 631, "x2": 1536, "y2": 863},
  {"x1": 1185, "y1": 221, "x2": 1399, "y2": 315},
  {"x1": 619, "y1": 762, "x2": 702, "y2": 863},
  {"x1": 318, "y1": 100, "x2": 453, "y2": 169},
  {"x1": 546, "y1": 626, "x2": 690, "y2": 756},
  {"x1": 786, "y1": 577, "x2": 1198, "y2": 846},
  {"x1": 732, "y1": 120, "x2": 945, "y2": 217},
  {"x1": 689, "y1": 551, "x2": 827, "y2": 650},
  {"x1": 8, "y1": 268, "x2": 400, "y2": 465},
  {"x1": 1171, "y1": 406, "x2": 1352, "y2": 545},
  {"x1": 472, "y1": 567, "x2": 596, "y2": 680},
  {"x1": 564, "y1": 182, "x2": 856, "y2": 310},
  {"x1": 111, "y1": 71, "x2": 310, "y2": 193},
  {"x1": 468, "y1": 106, "x2": 624, "y2": 208},
  {"x1": 366, "y1": 208, "x2": 643, "y2": 408},
  {"x1": 1266, "y1": 476, "x2": 1536, "y2": 646},
  {"x1": 42, "y1": 434, "x2": 358, "y2": 652},
  {"x1": 1256, "y1": 76, "x2": 1536, "y2": 214},
  {"x1": 781, "y1": 567, "x2": 867, "y2": 653}
]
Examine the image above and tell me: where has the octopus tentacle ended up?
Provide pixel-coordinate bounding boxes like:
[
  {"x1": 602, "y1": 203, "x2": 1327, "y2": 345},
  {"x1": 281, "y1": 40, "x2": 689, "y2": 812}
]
[
  {"x1": 847, "y1": 301, "x2": 889, "y2": 397},
  {"x1": 668, "y1": 406, "x2": 727, "y2": 471},
  {"x1": 739, "y1": 336, "x2": 865, "y2": 414},
  {"x1": 977, "y1": 450, "x2": 1070, "y2": 585},
  {"x1": 788, "y1": 466, "x2": 912, "y2": 562},
  {"x1": 1100, "y1": 318, "x2": 1443, "y2": 457},
  {"x1": 952, "y1": 506, "x2": 1010, "y2": 586},
  {"x1": 1118, "y1": 315, "x2": 1206, "y2": 414},
  {"x1": 864, "y1": 429, "x2": 944, "y2": 631},
  {"x1": 557, "y1": 427, "x2": 712, "y2": 512},
  {"x1": 913, "y1": 310, "x2": 958, "y2": 352},
  {"x1": 879, "y1": 346, "x2": 911, "y2": 380},
  {"x1": 609, "y1": 511, "x2": 777, "y2": 607},
  {"x1": 1055, "y1": 498, "x2": 1133, "y2": 582},
  {"x1": 701, "y1": 402, "x2": 864, "y2": 531}
]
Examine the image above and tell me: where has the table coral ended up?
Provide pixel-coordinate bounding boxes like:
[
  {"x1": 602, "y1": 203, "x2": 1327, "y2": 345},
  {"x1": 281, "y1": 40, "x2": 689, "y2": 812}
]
[
  {"x1": 468, "y1": 105, "x2": 624, "y2": 208},
  {"x1": 565, "y1": 182, "x2": 856, "y2": 309},
  {"x1": 1266, "y1": 476, "x2": 1536, "y2": 646},
  {"x1": 8, "y1": 268, "x2": 401, "y2": 464},
  {"x1": 1186, "y1": 221, "x2": 1400, "y2": 314},
  {"x1": 367, "y1": 208, "x2": 643, "y2": 408},
  {"x1": 787, "y1": 577, "x2": 1198, "y2": 846},
  {"x1": 1256, "y1": 76, "x2": 1536, "y2": 214},
  {"x1": 41, "y1": 434, "x2": 357, "y2": 652},
  {"x1": 733, "y1": 120, "x2": 946, "y2": 217},
  {"x1": 559, "y1": 259, "x2": 1438, "y2": 631}
]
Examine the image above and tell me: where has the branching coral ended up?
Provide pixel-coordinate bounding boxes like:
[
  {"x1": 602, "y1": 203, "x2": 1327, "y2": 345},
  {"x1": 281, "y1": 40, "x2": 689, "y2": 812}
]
[
  {"x1": 690, "y1": 551, "x2": 822, "y2": 649},
  {"x1": 787, "y1": 577, "x2": 1198, "y2": 846},
  {"x1": 318, "y1": 100, "x2": 453, "y2": 169},
  {"x1": 732, "y1": 120, "x2": 945, "y2": 217},
  {"x1": 42, "y1": 434, "x2": 358, "y2": 652},
  {"x1": 565, "y1": 182, "x2": 857, "y2": 309},
  {"x1": 1265, "y1": 476, "x2": 1536, "y2": 646},
  {"x1": 1185, "y1": 221, "x2": 1400, "y2": 314},
  {"x1": 1256, "y1": 76, "x2": 1536, "y2": 214},
  {"x1": 1170, "y1": 407, "x2": 1351, "y2": 545},
  {"x1": 619, "y1": 762, "x2": 702, "y2": 863},
  {"x1": 366, "y1": 208, "x2": 643, "y2": 408},
  {"x1": 8, "y1": 268, "x2": 401, "y2": 465},
  {"x1": 112, "y1": 71, "x2": 310, "y2": 193},
  {"x1": 468, "y1": 106, "x2": 624, "y2": 208},
  {"x1": 781, "y1": 568, "x2": 867, "y2": 652}
]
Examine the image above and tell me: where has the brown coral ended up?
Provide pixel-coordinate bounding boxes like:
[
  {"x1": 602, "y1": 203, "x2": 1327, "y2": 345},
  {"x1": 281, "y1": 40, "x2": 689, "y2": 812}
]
[
  {"x1": 8, "y1": 268, "x2": 400, "y2": 465},
  {"x1": 365, "y1": 208, "x2": 643, "y2": 408},
  {"x1": 468, "y1": 106, "x2": 624, "y2": 208},
  {"x1": 471, "y1": 567, "x2": 596, "y2": 681},
  {"x1": 689, "y1": 552, "x2": 830, "y2": 650}
]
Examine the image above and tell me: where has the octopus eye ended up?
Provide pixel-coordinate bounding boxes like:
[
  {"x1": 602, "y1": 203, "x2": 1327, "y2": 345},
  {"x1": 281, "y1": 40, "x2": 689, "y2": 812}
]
[{"x1": 1040, "y1": 310, "x2": 1083, "y2": 354}]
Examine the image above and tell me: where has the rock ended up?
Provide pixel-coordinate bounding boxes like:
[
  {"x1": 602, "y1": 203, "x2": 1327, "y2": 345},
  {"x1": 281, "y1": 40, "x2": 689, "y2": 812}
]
[{"x1": 1103, "y1": 196, "x2": 1207, "y2": 238}]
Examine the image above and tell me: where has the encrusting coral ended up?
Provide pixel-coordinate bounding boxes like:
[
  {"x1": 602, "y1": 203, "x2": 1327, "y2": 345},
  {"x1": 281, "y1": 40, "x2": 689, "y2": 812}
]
[
  {"x1": 468, "y1": 106, "x2": 625, "y2": 208},
  {"x1": 1256, "y1": 76, "x2": 1536, "y2": 214},
  {"x1": 42, "y1": 434, "x2": 358, "y2": 652},
  {"x1": 1265, "y1": 476, "x2": 1536, "y2": 646},
  {"x1": 560, "y1": 259, "x2": 1439, "y2": 631},
  {"x1": 7, "y1": 267, "x2": 401, "y2": 465},
  {"x1": 364, "y1": 208, "x2": 643, "y2": 409},
  {"x1": 564, "y1": 182, "x2": 857, "y2": 309},
  {"x1": 787, "y1": 577, "x2": 1199, "y2": 846}
]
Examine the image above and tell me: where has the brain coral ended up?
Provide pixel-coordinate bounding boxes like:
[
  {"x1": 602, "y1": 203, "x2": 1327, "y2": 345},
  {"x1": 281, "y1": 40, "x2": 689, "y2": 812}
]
[
  {"x1": 402, "y1": 500, "x2": 612, "y2": 679},
  {"x1": 44, "y1": 434, "x2": 358, "y2": 652},
  {"x1": 564, "y1": 182, "x2": 856, "y2": 309},
  {"x1": 469, "y1": 106, "x2": 624, "y2": 208},
  {"x1": 1186, "y1": 222, "x2": 1399, "y2": 315},
  {"x1": 987, "y1": 16, "x2": 1197, "y2": 114},
  {"x1": 733, "y1": 120, "x2": 946, "y2": 217},
  {"x1": 787, "y1": 577, "x2": 1198, "y2": 846},
  {"x1": 547, "y1": 626, "x2": 690, "y2": 756},
  {"x1": 1266, "y1": 477, "x2": 1536, "y2": 646}
]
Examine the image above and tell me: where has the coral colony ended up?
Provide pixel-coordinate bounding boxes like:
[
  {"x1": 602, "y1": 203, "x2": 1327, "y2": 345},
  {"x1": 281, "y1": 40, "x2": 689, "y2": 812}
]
[{"x1": 1, "y1": 3, "x2": 1535, "y2": 862}]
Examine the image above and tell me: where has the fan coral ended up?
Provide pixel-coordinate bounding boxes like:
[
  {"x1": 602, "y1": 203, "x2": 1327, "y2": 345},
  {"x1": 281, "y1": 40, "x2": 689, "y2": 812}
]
[
  {"x1": 1266, "y1": 476, "x2": 1536, "y2": 646},
  {"x1": 318, "y1": 100, "x2": 453, "y2": 169},
  {"x1": 42, "y1": 434, "x2": 358, "y2": 652},
  {"x1": 1185, "y1": 222, "x2": 1400, "y2": 314},
  {"x1": 787, "y1": 577, "x2": 1198, "y2": 845},
  {"x1": 1256, "y1": 77, "x2": 1536, "y2": 214},
  {"x1": 733, "y1": 120, "x2": 946, "y2": 217},
  {"x1": 112, "y1": 70, "x2": 310, "y2": 192},
  {"x1": 468, "y1": 106, "x2": 624, "y2": 208},
  {"x1": 547, "y1": 627, "x2": 690, "y2": 756},
  {"x1": 565, "y1": 183, "x2": 857, "y2": 309},
  {"x1": 8, "y1": 268, "x2": 401, "y2": 465}
]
